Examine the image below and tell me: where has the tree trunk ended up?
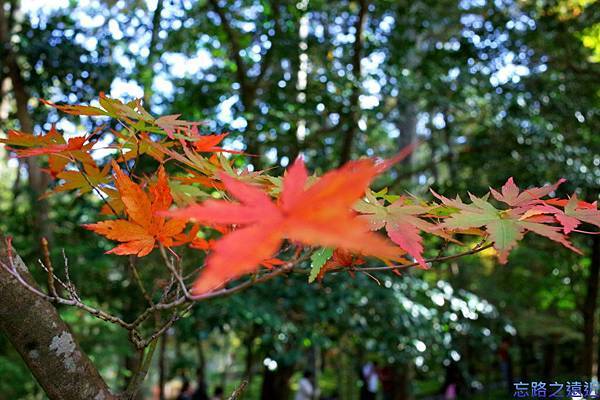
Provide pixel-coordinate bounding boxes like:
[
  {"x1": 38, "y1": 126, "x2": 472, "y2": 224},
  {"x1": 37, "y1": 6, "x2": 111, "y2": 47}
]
[
  {"x1": 260, "y1": 363, "x2": 295, "y2": 400},
  {"x1": 243, "y1": 333, "x2": 256, "y2": 385},
  {"x1": 158, "y1": 332, "x2": 167, "y2": 400},
  {"x1": 0, "y1": 0, "x2": 51, "y2": 244},
  {"x1": 0, "y1": 233, "x2": 117, "y2": 400},
  {"x1": 583, "y1": 236, "x2": 600, "y2": 378},
  {"x1": 196, "y1": 334, "x2": 206, "y2": 380},
  {"x1": 141, "y1": 0, "x2": 164, "y2": 109},
  {"x1": 397, "y1": 103, "x2": 418, "y2": 170},
  {"x1": 339, "y1": 0, "x2": 367, "y2": 166},
  {"x1": 392, "y1": 363, "x2": 413, "y2": 400},
  {"x1": 207, "y1": 0, "x2": 261, "y2": 167},
  {"x1": 123, "y1": 352, "x2": 144, "y2": 400},
  {"x1": 518, "y1": 338, "x2": 530, "y2": 381},
  {"x1": 542, "y1": 339, "x2": 555, "y2": 379}
]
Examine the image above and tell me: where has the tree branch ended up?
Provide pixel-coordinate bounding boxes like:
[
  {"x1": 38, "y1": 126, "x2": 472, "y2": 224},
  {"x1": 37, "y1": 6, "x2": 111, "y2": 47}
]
[
  {"x1": 253, "y1": 0, "x2": 281, "y2": 89},
  {"x1": 350, "y1": 242, "x2": 494, "y2": 272},
  {"x1": 0, "y1": 233, "x2": 118, "y2": 400},
  {"x1": 228, "y1": 379, "x2": 248, "y2": 400},
  {"x1": 0, "y1": 0, "x2": 52, "y2": 243},
  {"x1": 208, "y1": 0, "x2": 250, "y2": 104},
  {"x1": 142, "y1": 0, "x2": 164, "y2": 108},
  {"x1": 339, "y1": 0, "x2": 368, "y2": 165}
]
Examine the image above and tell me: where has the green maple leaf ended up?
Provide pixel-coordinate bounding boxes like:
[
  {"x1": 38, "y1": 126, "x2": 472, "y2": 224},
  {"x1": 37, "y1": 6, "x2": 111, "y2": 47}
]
[
  {"x1": 441, "y1": 193, "x2": 580, "y2": 263},
  {"x1": 443, "y1": 196, "x2": 523, "y2": 263},
  {"x1": 309, "y1": 248, "x2": 334, "y2": 283}
]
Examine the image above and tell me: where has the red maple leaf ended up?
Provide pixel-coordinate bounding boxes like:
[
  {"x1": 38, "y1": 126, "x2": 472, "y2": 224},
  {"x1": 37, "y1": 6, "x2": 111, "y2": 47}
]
[
  {"x1": 490, "y1": 177, "x2": 565, "y2": 207},
  {"x1": 164, "y1": 157, "x2": 402, "y2": 293},
  {"x1": 522, "y1": 194, "x2": 600, "y2": 234}
]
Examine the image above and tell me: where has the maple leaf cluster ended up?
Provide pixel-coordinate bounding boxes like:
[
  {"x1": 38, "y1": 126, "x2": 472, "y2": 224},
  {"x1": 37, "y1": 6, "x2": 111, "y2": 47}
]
[{"x1": 2, "y1": 95, "x2": 599, "y2": 294}]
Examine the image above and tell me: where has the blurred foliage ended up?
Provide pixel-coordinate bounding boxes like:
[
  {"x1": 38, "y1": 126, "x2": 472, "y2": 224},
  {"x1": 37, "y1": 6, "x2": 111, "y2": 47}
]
[{"x1": 0, "y1": 0, "x2": 598, "y2": 398}]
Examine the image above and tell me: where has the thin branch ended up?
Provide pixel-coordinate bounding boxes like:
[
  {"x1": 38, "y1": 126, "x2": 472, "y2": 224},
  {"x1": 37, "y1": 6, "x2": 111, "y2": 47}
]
[
  {"x1": 1, "y1": 258, "x2": 137, "y2": 328},
  {"x1": 41, "y1": 237, "x2": 58, "y2": 297},
  {"x1": 0, "y1": 244, "x2": 138, "y2": 338},
  {"x1": 62, "y1": 248, "x2": 79, "y2": 300},
  {"x1": 189, "y1": 255, "x2": 304, "y2": 301},
  {"x1": 159, "y1": 244, "x2": 190, "y2": 298},
  {"x1": 128, "y1": 256, "x2": 154, "y2": 307},
  {"x1": 351, "y1": 243, "x2": 494, "y2": 272},
  {"x1": 131, "y1": 252, "x2": 308, "y2": 329},
  {"x1": 142, "y1": 303, "x2": 193, "y2": 347},
  {"x1": 228, "y1": 379, "x2": 248, "y2": 400}
]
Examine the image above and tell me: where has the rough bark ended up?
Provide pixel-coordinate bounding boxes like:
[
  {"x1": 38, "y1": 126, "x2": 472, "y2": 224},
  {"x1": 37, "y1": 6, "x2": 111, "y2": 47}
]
[
  {"x1": 339, "y1": 0, "x2": 367, "y2": 166},
  {"x1": 582, "y1": 236, "x2": 600, "y2": 378},
  {"x1": 0, "y1": 233, "x2": 117, "y2": 400}
]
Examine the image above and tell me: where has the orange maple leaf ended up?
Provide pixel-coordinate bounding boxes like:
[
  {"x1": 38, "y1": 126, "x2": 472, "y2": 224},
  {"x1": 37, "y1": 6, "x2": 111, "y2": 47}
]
[
  {"x1": 189, "y1": 132, "x2": 243, "y2": 154},
  {"x1": 113, "y1": 131, "x2": 169, "y2": 163},
  {"x1": 44, "y1": 162, "x2": 111, "y2": 197},
  {"x1": 11, "y1": 135, "x2": 92, "y2": 158},
  {"x1": 173, "y1": 170, "x2": 226, "y2": 190},
  {"x1": 1, "y1": 126, "x2": 95, "y2": 176},
  {"x1": 164, "y1": 157, "x2": 402, "y2": 294},
  {"x1": 40, "y1": 98, "x2": 108, "y2": 116},
  {"x1": 84, "y1": 162, "x2": 186, "y2": 256}
]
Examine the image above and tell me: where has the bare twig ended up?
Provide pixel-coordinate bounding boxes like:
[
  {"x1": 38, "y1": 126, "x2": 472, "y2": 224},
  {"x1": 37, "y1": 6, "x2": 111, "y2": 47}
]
[
  {"x1": 41, "y1": 237, "x2": 58, "y2": 297},
  {"x1": 0, "y1": 259, "x2": 136, "y2": 333},
  {"x1": 128, "y1": 256, "x2": 154, "y2": 307},
  {"x1": 62, "y1": 249, "x2": 79, "y2": 300},
  {"x1": 142, "y1": 302, "x2": 194, "y2": 347},
  {"x1": 159, "y1": 244, "x2": 190, "y2": 298}
]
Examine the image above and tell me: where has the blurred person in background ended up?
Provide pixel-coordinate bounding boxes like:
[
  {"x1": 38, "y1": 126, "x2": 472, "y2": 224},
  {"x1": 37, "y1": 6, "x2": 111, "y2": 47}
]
[
  {"x1": 210, "y1": 386, "x2": 224, "y2": 400},
  {"x1": 295, "y1": 370, "x2": 315, "y2": 400},
  {"x1": 176, "y1": 380, "x2": 193, "y2": 400},
  {"x1": 360, "y1": 361, "x2": 379, "y2": 400},
  {"x1": 498, "y1": 336, "x2": 513, "y2": 395}
]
